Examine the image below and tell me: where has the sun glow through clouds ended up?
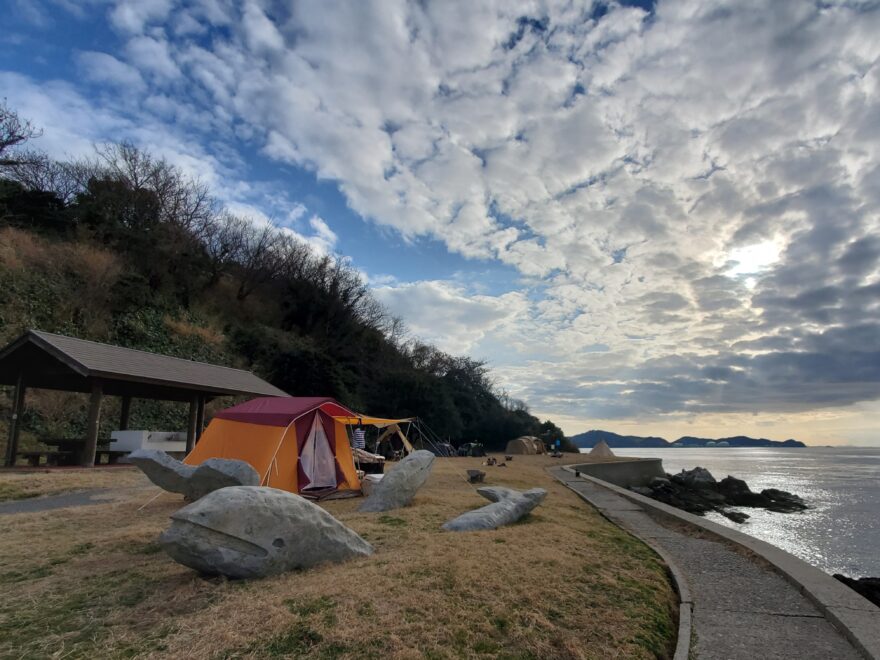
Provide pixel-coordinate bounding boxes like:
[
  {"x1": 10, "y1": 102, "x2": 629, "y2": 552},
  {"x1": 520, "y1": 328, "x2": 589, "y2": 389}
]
[{"x1": 725, "y1": 240, "x2": 784, "y2": 287}]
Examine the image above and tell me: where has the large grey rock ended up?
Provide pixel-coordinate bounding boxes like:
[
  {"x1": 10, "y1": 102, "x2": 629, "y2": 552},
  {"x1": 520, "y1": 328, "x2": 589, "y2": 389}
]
[
  {"x1": 187, "y1": 458, "x2": 261, "y2": 500},
  {"x1": 128, "y1": 448, "x2": 195, "y2": 494},
  {"x1": 672, "y1": 466, "x2": 717, "y2": 489},
  {"x1": 358, "y1": 449, "x2": 435, "y2": 512},
  {"x1": 160, "y1": 486, "x2": 373, "y2": 578},
  {"x1": 442, "y1": 486, "x2": 547, "y2": 532},
  {"x1": 128, "y1": 449, "x2": 260, "y2": 500}
]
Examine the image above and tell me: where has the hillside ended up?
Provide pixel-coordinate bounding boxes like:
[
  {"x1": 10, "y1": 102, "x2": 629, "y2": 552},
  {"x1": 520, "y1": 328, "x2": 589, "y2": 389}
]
[
  {"x1": 0, "y1": 105, "x2": 570, "y2": 452},
  {"x1": 572, "y1": 430, "x2": 806, "y2": 448}
]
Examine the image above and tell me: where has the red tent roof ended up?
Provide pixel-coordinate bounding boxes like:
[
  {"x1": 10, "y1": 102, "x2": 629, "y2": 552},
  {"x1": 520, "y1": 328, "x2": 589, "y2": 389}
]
[{"x1": 214, "y1": 396, "x2": 356, "y2": 427}]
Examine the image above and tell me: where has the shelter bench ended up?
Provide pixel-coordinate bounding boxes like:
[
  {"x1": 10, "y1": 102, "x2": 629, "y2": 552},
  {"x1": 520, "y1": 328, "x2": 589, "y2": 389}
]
[{"x1": 17, "y1": 451, "x2": 76, "y2": 467}]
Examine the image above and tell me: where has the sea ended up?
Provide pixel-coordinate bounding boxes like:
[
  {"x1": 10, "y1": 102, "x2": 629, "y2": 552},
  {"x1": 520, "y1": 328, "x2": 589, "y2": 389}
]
[{"x1": 578, "y1": 446, "x2": 880, "y2": 578}]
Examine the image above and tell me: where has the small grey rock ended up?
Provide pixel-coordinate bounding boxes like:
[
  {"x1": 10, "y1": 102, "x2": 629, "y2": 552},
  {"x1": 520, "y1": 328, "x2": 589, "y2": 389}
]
[
  {"x1": 160, "y1": 486, "x2": 373, "y2": 578},
  {"x1": 358, "y1": 450, "x2": 435, "y2": 512}
]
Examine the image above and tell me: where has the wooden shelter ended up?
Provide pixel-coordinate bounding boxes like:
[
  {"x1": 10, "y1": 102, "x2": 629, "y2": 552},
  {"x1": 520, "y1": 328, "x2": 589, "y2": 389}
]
[{"x1": 0, "y1": 330, "x2": 286, "y2": 467}]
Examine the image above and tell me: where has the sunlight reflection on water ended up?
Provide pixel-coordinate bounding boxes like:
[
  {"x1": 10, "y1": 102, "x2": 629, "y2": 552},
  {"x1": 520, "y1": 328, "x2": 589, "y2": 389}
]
[{"x1": 579, "y1": 447, "x2": 880, "y2": 576}]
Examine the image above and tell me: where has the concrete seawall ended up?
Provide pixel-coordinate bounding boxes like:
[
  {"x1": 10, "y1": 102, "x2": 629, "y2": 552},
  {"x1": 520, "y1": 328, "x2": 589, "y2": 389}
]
[
  {"x1": 569, "y1": 458, "x2": 665, "y2": 488},
  {"x1": 561, "y1": 460, "x2": 880, "y2": 659}
]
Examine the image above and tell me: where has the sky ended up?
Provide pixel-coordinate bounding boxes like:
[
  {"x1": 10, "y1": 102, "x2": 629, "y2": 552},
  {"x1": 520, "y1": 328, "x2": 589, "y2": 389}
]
[{"x1": 2, "y1": 0, "x2": 879, "y2": 445}]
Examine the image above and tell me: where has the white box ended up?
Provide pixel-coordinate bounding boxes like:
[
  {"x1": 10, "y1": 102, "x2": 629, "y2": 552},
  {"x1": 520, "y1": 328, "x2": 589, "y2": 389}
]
[{"x1": 110, "y1": 430, "x2": 187, "y2": 453}]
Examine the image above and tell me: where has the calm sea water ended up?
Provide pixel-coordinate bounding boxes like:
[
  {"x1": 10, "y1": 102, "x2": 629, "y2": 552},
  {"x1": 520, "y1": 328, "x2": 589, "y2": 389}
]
[{"x1": 578, "y1": 446, "x2": 880, "y2": 577}]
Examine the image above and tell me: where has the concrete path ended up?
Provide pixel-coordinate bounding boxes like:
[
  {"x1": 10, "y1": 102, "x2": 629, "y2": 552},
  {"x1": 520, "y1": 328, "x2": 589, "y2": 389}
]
[
  {"x1": 552, "y1": 468, "x2": 863, "y2": 660},
  {"x1": 0, "y1": 488, "x2": 119, "y2": 515}
]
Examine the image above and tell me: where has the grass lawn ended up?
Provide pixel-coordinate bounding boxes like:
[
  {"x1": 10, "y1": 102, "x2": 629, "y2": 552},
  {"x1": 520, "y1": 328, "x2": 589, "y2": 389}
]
[{"x1": 0, "y1": 455, "x2": 677, "y2": 659}]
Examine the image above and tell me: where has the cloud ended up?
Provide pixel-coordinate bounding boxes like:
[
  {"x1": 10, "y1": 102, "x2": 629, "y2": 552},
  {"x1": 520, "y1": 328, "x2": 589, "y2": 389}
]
[
  {"x1": 108, "y1": 0, "x2": 173, "y2": 34},
  {"x1": 373, "y1": 281, "x2": 529, "y2": 355},
  {"x1": 125, "y1": 35, "x2": 181, "y2": 80},
  {"x1": 77, "y1": 51, "x2": 146, "y2": 90},
  {"x1": 5, "y1": 0, "x2": 880, "y2": 434}
]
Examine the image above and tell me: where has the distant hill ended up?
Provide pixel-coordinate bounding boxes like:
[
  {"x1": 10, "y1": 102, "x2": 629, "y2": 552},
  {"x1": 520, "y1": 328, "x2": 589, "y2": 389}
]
[
  {"x1": 571, "y1": 430, "x2": 806, "y2": 448},
  {"x1": 675, "y1": 435, "x2": 805, "y2": 448},
  {"x1": 569, "y1": 430, "x2": 670, "y2": 448}
]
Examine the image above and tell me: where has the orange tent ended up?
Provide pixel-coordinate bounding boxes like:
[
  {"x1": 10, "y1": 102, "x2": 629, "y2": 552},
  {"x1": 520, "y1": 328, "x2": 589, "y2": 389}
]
[{"x1": 184, "y1": 396, "x2": 362, "y2": 495}]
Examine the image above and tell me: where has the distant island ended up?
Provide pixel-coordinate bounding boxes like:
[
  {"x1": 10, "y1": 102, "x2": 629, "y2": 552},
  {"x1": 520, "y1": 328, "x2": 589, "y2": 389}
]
[{"x1": 571, "y1": 430, "x2": 806, "y2": 449}]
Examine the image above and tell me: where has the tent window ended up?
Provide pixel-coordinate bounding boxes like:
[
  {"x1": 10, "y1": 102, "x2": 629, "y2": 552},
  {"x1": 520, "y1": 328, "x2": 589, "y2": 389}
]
[{"x1": 300, "y1": 414, "x2": 337, "y2": 490}]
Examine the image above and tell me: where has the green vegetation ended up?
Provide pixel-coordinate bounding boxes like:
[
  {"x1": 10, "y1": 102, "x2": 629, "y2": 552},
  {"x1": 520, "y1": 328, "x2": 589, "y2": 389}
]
[{"x1": 0, "y1": 102, "x2": 576, "y2": 452}]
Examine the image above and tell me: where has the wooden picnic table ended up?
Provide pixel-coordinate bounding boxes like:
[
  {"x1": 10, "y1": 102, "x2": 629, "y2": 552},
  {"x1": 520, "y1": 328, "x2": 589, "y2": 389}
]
[{"x1": 19, "y1": 439, "x2": 127, "y2": 467}]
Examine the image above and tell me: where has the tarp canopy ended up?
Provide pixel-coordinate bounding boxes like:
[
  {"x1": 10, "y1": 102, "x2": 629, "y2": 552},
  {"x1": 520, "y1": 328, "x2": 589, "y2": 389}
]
[{"x1": 334, "y1": 415, "x2": 415, "y2": 428}]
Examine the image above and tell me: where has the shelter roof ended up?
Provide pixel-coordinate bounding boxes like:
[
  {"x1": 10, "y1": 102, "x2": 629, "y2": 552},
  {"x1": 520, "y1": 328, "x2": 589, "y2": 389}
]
[{"x1": 0, "y1": 330, "x2": 287, "y2": 400}]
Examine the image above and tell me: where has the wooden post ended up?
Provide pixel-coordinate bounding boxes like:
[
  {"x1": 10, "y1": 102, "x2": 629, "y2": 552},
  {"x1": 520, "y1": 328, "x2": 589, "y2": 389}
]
[
  {"x1": 4, "y1": 374, "x2": 25, "y2": 467},
  {"x1": 195, "y1": 396, "x2": 206, "y2": 442},
  {"x1": 119, "y1": 395, "x2": 132, "y2": 431},
  {"x1": 81, "y1": 381, "x2": 103, "y2": 467},
  {"x1": 185, "y1": 397, "x2": 198, "y2": 454}
]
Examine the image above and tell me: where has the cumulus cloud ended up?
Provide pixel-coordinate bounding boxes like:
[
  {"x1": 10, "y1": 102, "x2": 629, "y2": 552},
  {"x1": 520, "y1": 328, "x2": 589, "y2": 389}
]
[
  {"x1": 77, "y1": 51, "x2": 146, "y2": 90},
  {"x1": 4, "y1": 0, "x2": 880, "y2": 434},
  {"x1": 374, "y1": 281, "x2": 529, "y2": 355},
  {"x1": 108, "y1": 0, "x2": 173, "y2": 34}
]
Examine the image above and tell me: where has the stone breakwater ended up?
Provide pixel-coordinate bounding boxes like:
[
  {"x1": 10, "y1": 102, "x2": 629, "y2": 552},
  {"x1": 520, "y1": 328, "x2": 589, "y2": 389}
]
[{"x1": 629, "y1": 466, "x2": 807, "y2": 524}]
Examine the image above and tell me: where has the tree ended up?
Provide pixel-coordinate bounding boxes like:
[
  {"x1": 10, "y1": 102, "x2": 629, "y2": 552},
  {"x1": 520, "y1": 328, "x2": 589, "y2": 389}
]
[{"x1": 0, "y1": 101, "x2": 42, "y2": 166}]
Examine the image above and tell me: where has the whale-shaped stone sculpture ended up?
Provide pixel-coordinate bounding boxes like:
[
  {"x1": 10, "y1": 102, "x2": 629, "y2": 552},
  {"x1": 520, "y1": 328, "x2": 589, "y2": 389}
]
[
  {"x1": 128, "y1": 449, "x2": 260, "y2": 500},
  {"x1": 160, "y1": 486, "x2": 374, "y2": 578},
  {"x1": 358, "y1": 450, "x2": 435, "y2": 512},
  {"x1": 442, "y1": 486, "x2": 547, "y2": 532}
]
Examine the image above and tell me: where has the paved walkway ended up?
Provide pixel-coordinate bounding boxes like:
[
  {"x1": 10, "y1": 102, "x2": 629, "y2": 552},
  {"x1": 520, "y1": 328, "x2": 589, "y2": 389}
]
[
  {"x1": 552, "y1": 468, "x2": 863, "y2": 660},
  {"x1": 0, "y1": 488, "x2": 118, "y2": 515}
]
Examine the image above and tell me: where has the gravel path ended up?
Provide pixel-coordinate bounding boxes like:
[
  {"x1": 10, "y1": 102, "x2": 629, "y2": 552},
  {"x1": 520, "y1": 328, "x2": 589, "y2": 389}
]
[{"x1": 553, "y1": 468, "x2": 863, "y2": 660}]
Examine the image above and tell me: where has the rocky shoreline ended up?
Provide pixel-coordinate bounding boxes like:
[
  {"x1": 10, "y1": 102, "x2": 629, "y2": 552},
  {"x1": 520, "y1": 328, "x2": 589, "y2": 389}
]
[
  {"x1": 833, "y1": 575, "x2": 880, "y2": 608},
  {"x1": 628, "y1": 467, "x2": 880, "y2": 611},
  {"x1": 629, "y1": 466, "x2": 807, "y2": 524}
]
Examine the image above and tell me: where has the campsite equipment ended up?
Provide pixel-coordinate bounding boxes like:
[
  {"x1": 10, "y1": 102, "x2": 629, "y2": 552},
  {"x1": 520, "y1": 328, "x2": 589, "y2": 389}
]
[
  {"x1": 185, "y1": 397, "x2": 411, "y2": 497},
  {"x1": 457, "y1": 442, "x2": 486, "y2": 457},
  {"x1": 505, "y1": 436, "x2": 546, "y2": 455}
]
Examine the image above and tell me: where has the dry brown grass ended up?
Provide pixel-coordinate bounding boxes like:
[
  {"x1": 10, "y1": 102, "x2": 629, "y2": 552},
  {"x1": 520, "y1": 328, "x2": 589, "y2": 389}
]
[
  {"x1": 0, "y1": 456, "x2": 677, "y2": 659},
  {"x1": 164, "y1": 316, "x2": 225, "y2": 346},
  {"x1": 0, "y1": 227, "x2": 122, "y2": 341}
]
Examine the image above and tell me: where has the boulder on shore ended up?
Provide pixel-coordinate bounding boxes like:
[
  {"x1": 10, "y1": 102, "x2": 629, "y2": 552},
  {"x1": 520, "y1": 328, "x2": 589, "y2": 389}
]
[
  {"x1": 833, "y1": 574, "x2": 880, "y2": 608},
  {"x1": 358, "y1": 450, "x2": 435, "y2": 512},
  {"x1": 160, "y1": 486, "x2": 373, "y2": 578},
  {"x1": 442, "y1": 486, "x2": 546, "y2": 532},
  {"x1": 671, "y1": 466, "x2": 716, "y2": 489},
  {"x1": 128, "y1": 449, "x2": 260, "y2": 500},
  {"x1": 631, "y1": 466, "x2": 806, "y2": 523}
]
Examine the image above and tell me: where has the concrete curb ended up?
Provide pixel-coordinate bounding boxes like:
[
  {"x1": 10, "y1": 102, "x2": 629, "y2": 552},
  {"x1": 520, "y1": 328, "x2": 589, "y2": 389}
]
[
  {"x1": 551, "y1": 468, "x2": 692, "y2": 660},
  {"x1": 560, "y1": 465, "x2": 880, "y2": 660}
]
